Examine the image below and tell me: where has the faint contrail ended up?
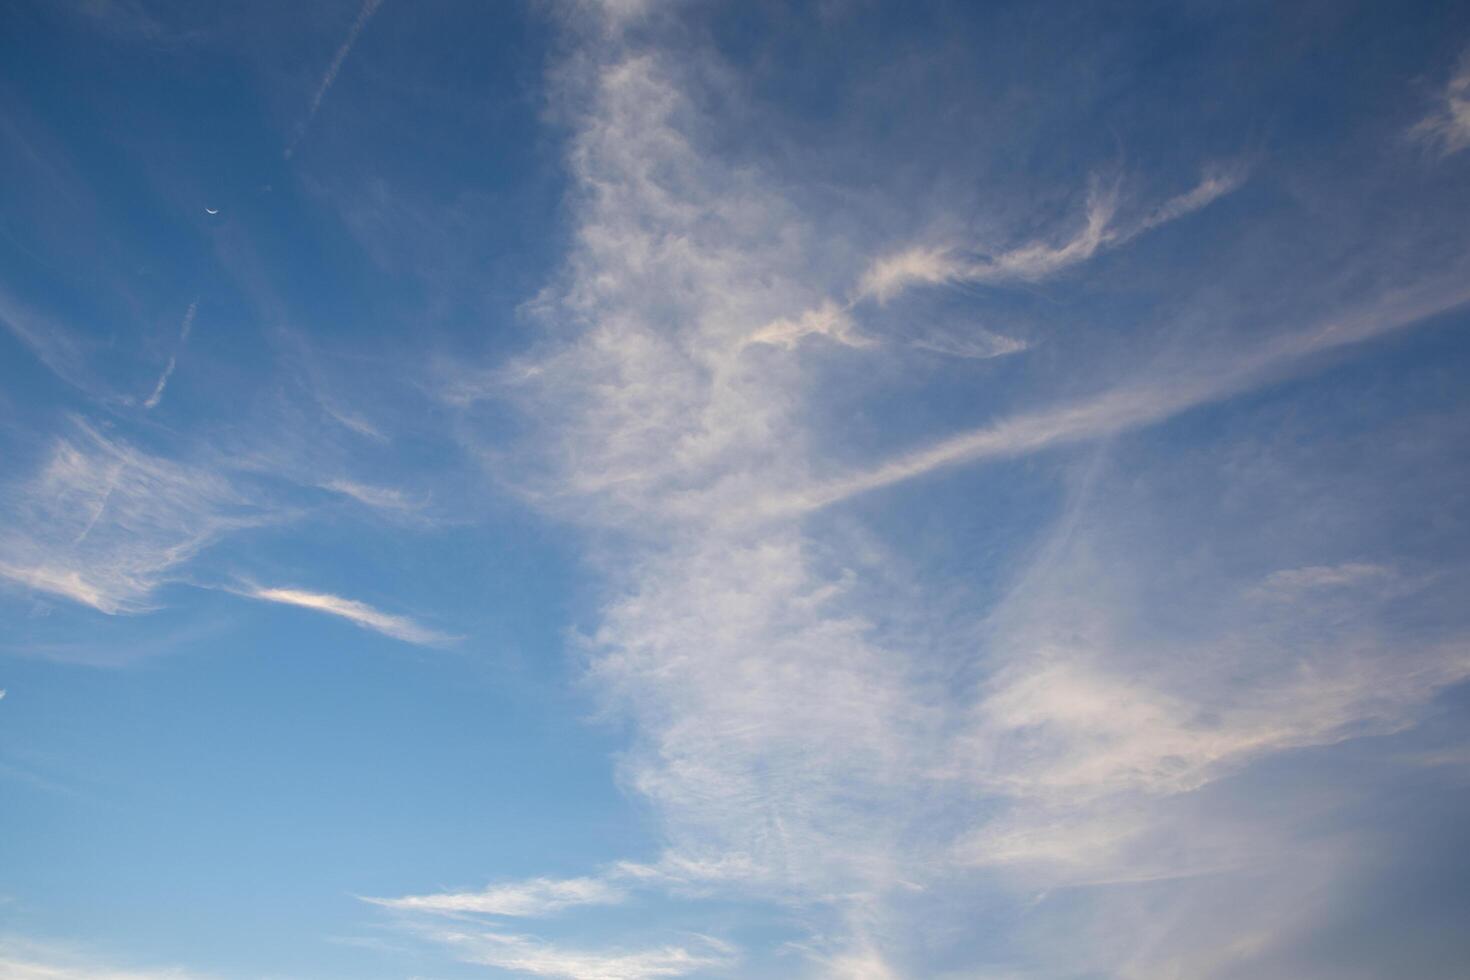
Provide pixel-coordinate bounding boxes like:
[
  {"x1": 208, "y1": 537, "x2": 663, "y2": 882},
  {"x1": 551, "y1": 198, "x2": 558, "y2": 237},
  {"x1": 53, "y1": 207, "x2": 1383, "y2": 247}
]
[
  {"x1": 285, "y1": 0, "x2": 386, "y2": 159},
  {"x1": 143, "y1": 298, "x2": 197, "y2": 410}
]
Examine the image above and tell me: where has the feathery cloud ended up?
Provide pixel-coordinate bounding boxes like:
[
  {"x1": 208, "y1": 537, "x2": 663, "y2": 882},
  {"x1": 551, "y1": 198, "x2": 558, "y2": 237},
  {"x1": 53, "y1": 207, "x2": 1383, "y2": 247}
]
[
  {"x1": 416, "y1": 928, "x2": 728, "y2": 980},
  {"x1": 0, "y1": 939, "x2": 208, "y2": 980},
  {"x1": 370, "y1": 875, "x2": 624, "y2": 917},
  {"x1": 764, "y1": 276, "x2": 1470, "y2": 516},
  {"x1": 242, "y1": 586, "x2": 453, "y2": 645},
  {"x1": 0, "y1": 423, "x2": 262, "y2": 613},
  {"x1": 855, "y1": 169, "x2": 1241, "y2": 305},
  {"x1": 411, "y1": 7, "x2": 1470, "y2": 977},
  {"x1": 1411, "y1": 47, "x2": 1470, "y2": 157}
]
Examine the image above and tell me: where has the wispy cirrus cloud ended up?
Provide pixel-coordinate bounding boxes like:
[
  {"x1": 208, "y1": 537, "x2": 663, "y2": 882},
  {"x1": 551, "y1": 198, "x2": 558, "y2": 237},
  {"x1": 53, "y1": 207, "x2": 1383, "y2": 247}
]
[
  {"x1": 319, "y1": 478, "x2": 427, "y2": 513},
  {"x1": 1254, "y1": 560, "x2": 1394, "y2": 595},
  {"x1": 404, "y1": 5, "x2": 1470, "y2": 977},
  {"x1": 0, "y1": 284, "x2": 99, "y2": 396},
  {"x1": 740, "y1": 165, "x2": 1243, "y2": 361},
  {"x1": 413, "y1": 927, "x2": 730, "y2": 980},
  {"x1": 370, "y1": 870, "x2": 728, "y2": 979},
  {"x1": 241, "y1": 586, "x2": 453, "y2": 646},
  {"x1": 369, "y1": 875, "x2": 625, "y2": 917},
  {"x1": 761, "y1": 275, "x2": 1470, "y2": 517},
  {"x1": 0, "y1": 938, "x2": 208, "y2": 980},
  {"x1": 855, "y1": 167, "x2": 1243, "y2": 305},
  {"x1": 0, "y1": 422, "x2": 264, "y2": 614},
  {"x1": 1411, "y1": 46, "x2": 1470, "y2": 157}
]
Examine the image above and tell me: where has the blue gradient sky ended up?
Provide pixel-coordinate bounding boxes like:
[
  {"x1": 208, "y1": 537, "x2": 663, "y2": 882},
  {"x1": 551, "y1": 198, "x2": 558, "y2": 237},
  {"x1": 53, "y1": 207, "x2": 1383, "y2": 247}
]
[{"x1": 2, "y1": 2, "x2": 1470, "y2": 978}]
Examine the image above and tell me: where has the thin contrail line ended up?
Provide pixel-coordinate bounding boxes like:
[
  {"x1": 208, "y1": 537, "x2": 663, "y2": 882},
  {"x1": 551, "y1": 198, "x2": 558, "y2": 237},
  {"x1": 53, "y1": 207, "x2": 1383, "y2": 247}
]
[
  {"x1": 285, "y1": 0, "x2": 386, "y2": 159},
  {"x1": 143, "y1": 298, "x2": 196, "y2": 410}
]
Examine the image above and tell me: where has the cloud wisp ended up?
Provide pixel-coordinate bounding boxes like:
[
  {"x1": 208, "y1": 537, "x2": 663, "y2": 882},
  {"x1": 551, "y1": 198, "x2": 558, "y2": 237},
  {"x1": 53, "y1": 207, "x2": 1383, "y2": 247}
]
[
  {"x1": 284, "y1": 0, "x2": 385, "y2": 159},
  {"x1": 0, "y1": 939, "x2": 208, "y2": 980},
  {"x1": 369, "y1": 875, "x2": 625, "y2": 918},
  {"x1": 370, "y1": 870, "x2": 729, "y2": 980},
  {"x1": 1411, "y1": 46, "x2": 1470, "y2": 157},
  {"x1": 410, "y1": 928, "x2": 729, "y2": 980},
  {"x1": 0, "y1": 422, "x2": 263, "y2": 614},
  {"x1": 240, "y1": 586, "x2": 453, "y2": 646},
  {"x1": 741, "y1": 166, "x2": 1243, "y2": 356},
  {"x1": 142, "y1": 299, "x2": 196, "y2": 410},
  {"x1": 760, "y1": 275, "x2": 1470, "y2": 517},
  {"x1": 320, "y1": 478, "x2": 427, "y2": 513},
  {"x1": 853, "y1": 167, "x2": 1242, "y2": 306},
  {"x1": 407, "y1": 8, "x2": 1470, "y2": 977}
]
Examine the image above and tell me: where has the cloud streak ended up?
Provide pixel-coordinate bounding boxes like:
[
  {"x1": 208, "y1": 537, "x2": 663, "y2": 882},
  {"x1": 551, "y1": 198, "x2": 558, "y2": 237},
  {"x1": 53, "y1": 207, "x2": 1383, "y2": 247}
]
[
  {"x1": 142, "y1": 299, "x2": 196, "y2": 410},
  {"x1": 855, "y1": 168, "x2": 1243, "y2": 305},
  {"x1": 412, "y1": 928, "x2": 728, "y2": 980},
  {"x1": 369, "y1": 875, "x2": 624, "y2": 917},
  {"x1": 242, "y1": 586, "x2": 452, "y2": 645},
  {"x1": 320, "y1": 478, "x2": 426, "y2": 512},
  {"x1": 1411, "y1": 46, "x2": 1470, "y2": 157},
  {"x1": 406, "y1": 7, "x2": 1470, "y2": 977},
  {"x1": 284, "y1": 0, "x2": 385, "y2": 159},
  {"x1": 0, "y1": 422, "x2": 263, "y2": 613},
  {"x1": 0, "y1": 939, "x2": 208, "y2": 980},
  {"x1": 763, "y1": 276, "x2": 1470, "y2": 516}
]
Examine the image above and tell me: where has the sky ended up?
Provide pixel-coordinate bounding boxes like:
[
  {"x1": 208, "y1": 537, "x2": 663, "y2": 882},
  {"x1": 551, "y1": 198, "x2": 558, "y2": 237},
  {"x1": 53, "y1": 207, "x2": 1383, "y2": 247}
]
[{"x1": 2, "y1": 1, "x2": 1470, "y2": 978}]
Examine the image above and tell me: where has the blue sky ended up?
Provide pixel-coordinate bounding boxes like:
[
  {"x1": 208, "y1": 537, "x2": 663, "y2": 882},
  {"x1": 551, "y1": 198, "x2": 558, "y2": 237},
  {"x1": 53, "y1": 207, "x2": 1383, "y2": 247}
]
[{"x1": 2, "y1": 1, "x2": 1470, "y2": 977}]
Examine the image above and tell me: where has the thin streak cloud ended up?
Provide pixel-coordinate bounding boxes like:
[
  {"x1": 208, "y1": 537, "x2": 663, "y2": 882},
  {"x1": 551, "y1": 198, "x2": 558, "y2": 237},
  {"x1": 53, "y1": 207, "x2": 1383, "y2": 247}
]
[
  {"x1": 767, "y1": 277, "x2": 1470, "y2": 516},
  {"x1": 284, "y1": 0, "x2": 385, "y2": 159},
  {"x1": 242, "y1": 586, "x2": 454, "y2": 645},
  {"x1": 855, "y1": 169, "x2": 1243, "y2": 305},
  {"x1": 320, "y1": 478, "x2": 427, "y2": 512},
  {"x1": 369, "y1": 875, "x2": 625, "y2": 917}
]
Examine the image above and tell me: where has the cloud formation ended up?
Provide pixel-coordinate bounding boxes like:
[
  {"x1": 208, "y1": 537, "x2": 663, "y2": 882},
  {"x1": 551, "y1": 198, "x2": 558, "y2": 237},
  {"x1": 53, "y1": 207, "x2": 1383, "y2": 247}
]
[
  {"x1": 242, "y1": 586, "x2": 452, "y2": 645},
  {"x1": 411, "y1": 928, "x2": 729, "y2": 980},
  {"x1": 855, "y1": 168, "x2": 1242, "y2": 304},
  {"x1": 142, "y1": 299, "x2": 196, "y2": 410},
  {"x1": 414, "y1": 7, "x2": 1470, "y2": 977},
  {"x1": 0, "y1": 423, "x2": 261, "y2": 613},
  {"x1": 0, "y1": 940, "x2": 207, "y2": 980},
  {"x1": 370, "y1": 875, "x2": 625, "y2": 917},
  {"x1": 1411, "y1": 46, "x2": 1470, "y2": 157}
]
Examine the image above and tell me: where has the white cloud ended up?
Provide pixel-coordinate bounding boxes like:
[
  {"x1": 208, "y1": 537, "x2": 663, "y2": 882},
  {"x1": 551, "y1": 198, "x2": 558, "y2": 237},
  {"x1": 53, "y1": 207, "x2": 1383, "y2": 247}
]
[
  {"x1": 242, "y1": 586, "x2": 452, "y2": 646},
  {"x1": 747, "y1": 299, "x2": 867, "y2": 350},
  {"x1": 1411, "y1": 47, "x2": 1470, "y2": 157},
  {"x1": 321, "y1": 401, "x2": 388, "y2": 441},
  {"x1": 910, "y1": 328, "x2": 1029, "y2": 360},
  {"x1": 320, "y1": 478, "x2": 426, "y2": 512},
  {"x1": 0, "y1": 423, "x2": 262, "y2": 613},
  {"x1": 141, "y1": 300, "x2": 196, "y2": 411},
  {"x1": 421, "y1": 927, "x2": 728, "y2": 980},
  {"x1": 370, "y1": 875, "x2": 625, "y2": 917},
  {"x1": 140, "y1": 356, "x2": 176, "y2": 410},
  {"x1": 418, "y1": 9, "x2": 1470, "y2": 978},
  {"x1": 0, "y1": 940, "x2": 207, "y2": 980},
  {"x1": 1136, "y1": 167, "x2": 1246, "y2": 232},
  {"x1": 1255, "y1": 561, "x2": 1392, "y2": 594},
  {"x1": 854, "y1": 169, "x2": 1240, "y2": 305},
  {"x1": 761, "y1": 275, "x2": 1470, "y2": 516},
  {"x1": 0, "y1": 960, "x2": 200, "y2": 980},
  {"x1": 856, "y1": 244, "x2": 964, "y2": 305}
]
